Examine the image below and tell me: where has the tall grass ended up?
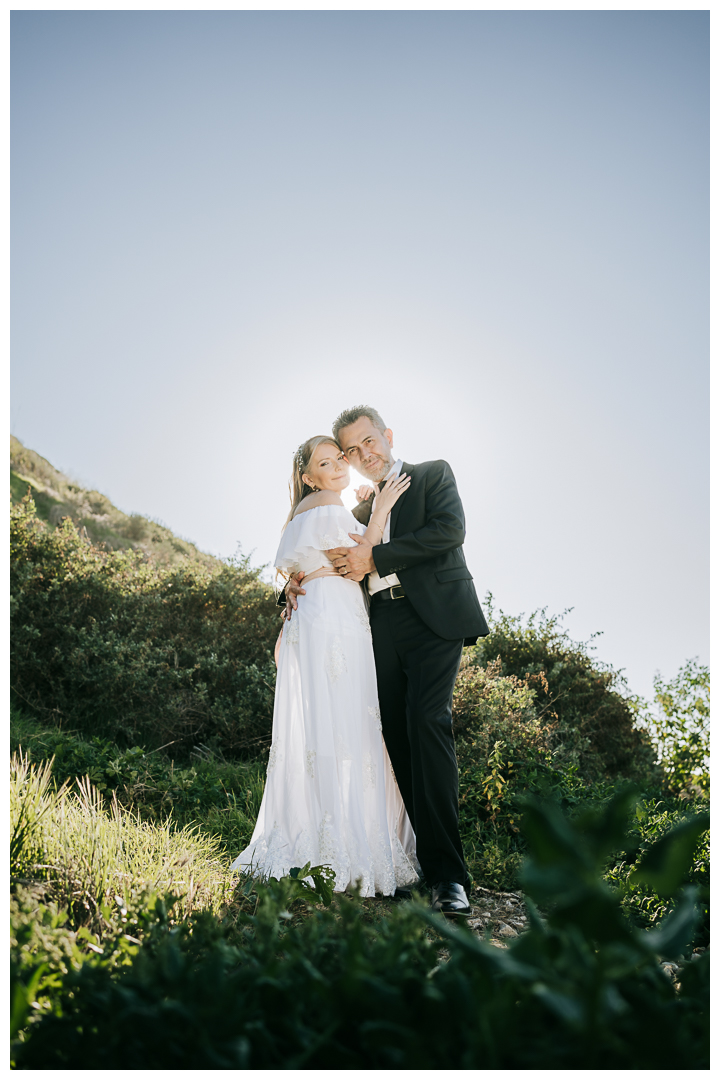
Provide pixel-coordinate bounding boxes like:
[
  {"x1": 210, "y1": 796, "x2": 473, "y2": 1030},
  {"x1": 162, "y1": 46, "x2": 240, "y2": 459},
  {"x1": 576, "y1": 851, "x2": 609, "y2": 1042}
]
[
  {"x1": 10, "y1": 752, "x2": 236, "y2": 925},
  {"x1": 10, "y1": 754, "x2": 69, "y2": 880},
  {"x1": 10, "y1": 705, "x2": 267, "y2": 861}
]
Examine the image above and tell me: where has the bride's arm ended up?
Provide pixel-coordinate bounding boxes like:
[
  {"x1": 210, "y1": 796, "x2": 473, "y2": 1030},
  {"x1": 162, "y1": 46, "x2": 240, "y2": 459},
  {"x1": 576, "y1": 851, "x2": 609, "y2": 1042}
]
[{"x1": 364, "y1": 473, "x2": 411, "y2": 544}]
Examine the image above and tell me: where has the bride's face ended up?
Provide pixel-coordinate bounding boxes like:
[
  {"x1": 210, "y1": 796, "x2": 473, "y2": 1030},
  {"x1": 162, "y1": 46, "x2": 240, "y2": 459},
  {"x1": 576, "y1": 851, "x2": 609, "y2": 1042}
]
[{"x1": 303, "y1": 443, "x2": 350, "y2": 492}]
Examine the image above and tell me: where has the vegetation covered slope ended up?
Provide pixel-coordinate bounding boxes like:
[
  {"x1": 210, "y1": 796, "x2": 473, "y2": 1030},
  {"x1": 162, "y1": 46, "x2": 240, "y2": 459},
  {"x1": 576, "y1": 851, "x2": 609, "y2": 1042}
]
[
  {"x1": 9, "y1": 450, "x2": 710, "y2": 1069},
  {"x1": 11, "y1": 493, "x2": 279, "y2": 757},
  {"x1": 11, "y1": 435, "x2": 220, "y2": 569}
]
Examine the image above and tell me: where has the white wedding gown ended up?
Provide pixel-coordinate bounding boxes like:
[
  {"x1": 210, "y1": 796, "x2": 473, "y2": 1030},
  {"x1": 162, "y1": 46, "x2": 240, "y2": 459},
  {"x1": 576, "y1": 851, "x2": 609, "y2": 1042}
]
[{"x1": 230, "y1": 503, "x2": 419, "y2": 896}]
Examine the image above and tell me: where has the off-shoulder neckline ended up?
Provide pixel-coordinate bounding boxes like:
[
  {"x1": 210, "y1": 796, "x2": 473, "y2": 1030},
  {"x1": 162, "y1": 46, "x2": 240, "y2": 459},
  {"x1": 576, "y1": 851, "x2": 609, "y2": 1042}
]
[{"x1": 290, "y1": 501, "x2": 349, "y2": 521}]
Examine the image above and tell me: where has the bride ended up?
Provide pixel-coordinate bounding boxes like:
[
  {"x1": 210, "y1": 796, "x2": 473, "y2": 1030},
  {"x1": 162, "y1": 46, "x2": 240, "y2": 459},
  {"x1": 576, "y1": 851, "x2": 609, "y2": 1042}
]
[{"x1": 230, "y1": 435, "x2": 420, "y2": 896}]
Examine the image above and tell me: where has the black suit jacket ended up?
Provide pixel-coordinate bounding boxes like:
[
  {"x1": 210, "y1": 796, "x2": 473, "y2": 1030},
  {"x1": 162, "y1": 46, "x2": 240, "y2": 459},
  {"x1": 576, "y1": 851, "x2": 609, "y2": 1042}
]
[{"x1": 353, "y1": 460, "x2": 488, "y2": 645}]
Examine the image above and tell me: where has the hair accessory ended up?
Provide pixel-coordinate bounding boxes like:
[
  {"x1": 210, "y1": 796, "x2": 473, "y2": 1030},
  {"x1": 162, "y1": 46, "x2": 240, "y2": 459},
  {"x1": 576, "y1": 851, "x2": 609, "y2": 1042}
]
[{"x1": 293, "y1": 443, "x2": 307, "y2": 470}]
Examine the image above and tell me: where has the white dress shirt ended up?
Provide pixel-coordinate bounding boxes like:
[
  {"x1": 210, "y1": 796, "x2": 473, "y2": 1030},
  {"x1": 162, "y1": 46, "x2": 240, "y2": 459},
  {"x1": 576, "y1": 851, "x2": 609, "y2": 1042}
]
[{"x1": 366, "y1": 458, "x2": 403, "y2": 596}]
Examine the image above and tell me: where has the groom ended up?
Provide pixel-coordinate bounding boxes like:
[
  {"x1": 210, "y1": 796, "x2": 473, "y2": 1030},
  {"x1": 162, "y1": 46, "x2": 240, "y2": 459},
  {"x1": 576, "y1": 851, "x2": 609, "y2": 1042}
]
[{"x1": 286, "y1": 406, "x2": 488, "y2": 916}]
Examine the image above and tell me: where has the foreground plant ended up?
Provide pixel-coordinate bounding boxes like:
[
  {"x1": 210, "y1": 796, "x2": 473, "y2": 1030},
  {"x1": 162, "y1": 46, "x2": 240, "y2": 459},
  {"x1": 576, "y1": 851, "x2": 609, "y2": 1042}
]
[{"x1": 11, "y1": 791, "x2": 709, "y2": 1069}]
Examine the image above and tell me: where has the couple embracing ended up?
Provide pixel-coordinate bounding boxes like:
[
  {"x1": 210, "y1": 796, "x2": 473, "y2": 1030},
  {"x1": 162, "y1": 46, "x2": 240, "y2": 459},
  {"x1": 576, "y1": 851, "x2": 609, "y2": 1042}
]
[{"x1": 231, "y1": 405, "x2": 489, "y2": 916}]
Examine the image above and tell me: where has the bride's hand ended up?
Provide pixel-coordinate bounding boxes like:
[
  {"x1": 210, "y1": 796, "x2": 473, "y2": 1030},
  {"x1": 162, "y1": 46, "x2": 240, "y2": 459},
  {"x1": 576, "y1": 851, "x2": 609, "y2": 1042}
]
[
  {"x1": 372, "y1": 473, "x2": 411, "y2": 515},
  {"x1": 354, "y1": 484, "x2": 374, "y2": 503}
]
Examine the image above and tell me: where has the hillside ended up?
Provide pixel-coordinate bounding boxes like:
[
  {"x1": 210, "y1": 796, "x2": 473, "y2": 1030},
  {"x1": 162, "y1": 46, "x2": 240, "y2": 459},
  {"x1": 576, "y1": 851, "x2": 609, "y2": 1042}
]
[{"x1": 10, "y1": 435, "x2": 221, "y2": 570}]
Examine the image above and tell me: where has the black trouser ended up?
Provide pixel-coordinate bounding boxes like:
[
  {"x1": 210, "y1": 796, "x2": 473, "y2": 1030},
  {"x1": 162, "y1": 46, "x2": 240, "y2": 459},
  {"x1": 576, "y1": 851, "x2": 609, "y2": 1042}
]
[{"x1": 370, "y1": 595, "x2": 467, "y2": 888}]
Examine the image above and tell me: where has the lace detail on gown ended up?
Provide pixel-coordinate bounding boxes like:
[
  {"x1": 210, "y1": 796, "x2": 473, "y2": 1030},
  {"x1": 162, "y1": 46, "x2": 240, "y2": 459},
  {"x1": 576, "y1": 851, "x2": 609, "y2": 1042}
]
[
  {"x1": 325, "y1": 638, "x2": 347, "y2": 683},
  {"x1": 267, "y1": 740, "x2": 281, "y2": 772},
  {"x1": 368, "y1": 704, "x2": 382, "y2": 732},
  {"x1": 319, "y1": 529, "x2": 354, "y2": 549}
]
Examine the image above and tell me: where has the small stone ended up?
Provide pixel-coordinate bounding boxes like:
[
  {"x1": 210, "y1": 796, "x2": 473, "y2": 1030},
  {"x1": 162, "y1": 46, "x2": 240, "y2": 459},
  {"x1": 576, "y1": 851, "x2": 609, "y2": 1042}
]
[{"x1": 498, "y1": 923, "x2": 518, "y2": 938}]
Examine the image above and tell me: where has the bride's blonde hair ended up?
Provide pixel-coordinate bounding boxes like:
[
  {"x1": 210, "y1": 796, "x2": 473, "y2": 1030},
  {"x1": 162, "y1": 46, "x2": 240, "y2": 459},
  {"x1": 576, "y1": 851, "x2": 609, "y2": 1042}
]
[
  {"x1": 284, "y1": 434, "x2": 343, "y2": 530},
  {"x1": 275, "y1": 435, "x2": 343, "y2": 590}
]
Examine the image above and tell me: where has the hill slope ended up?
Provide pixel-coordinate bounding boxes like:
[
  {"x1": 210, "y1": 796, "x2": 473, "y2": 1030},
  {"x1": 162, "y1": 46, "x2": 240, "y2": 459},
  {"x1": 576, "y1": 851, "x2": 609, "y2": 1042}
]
[{"x1": 10, "y1": 435, "x2": 221, "y2": 570}]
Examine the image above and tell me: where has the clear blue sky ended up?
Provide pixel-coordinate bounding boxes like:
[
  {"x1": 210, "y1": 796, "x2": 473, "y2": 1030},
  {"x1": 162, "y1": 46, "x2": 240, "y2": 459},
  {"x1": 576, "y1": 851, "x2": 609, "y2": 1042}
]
[{"x1": 11, "y1": 10, "x2": 709, "y2": 703}]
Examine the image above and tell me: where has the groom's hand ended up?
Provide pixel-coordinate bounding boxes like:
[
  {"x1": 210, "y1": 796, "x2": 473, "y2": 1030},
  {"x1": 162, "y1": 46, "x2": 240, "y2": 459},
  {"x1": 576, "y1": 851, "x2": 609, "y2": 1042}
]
[
  {"x1": 328, "y1": 534, "x2": 377, "y2": 578},
  {"x1": 284, "y1": 572, "x2": 306, "y2": 619}
]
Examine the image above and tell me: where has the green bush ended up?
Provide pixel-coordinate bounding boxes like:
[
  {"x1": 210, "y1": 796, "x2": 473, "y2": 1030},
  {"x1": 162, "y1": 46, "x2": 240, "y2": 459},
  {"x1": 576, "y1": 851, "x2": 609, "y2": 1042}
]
[
  {"x1": 453, "y1": 652, "x2": 708, "y2": 896},
  {"x1": 604, "y1": 794, "x2": 710, "y2": 942},
  {"x1": 646, "y1": 658, "x2": 710, "y2": 797},
  {"x1": 472, "y1": 599, "x2": 659, "y2": 782},
  {"x1": 10, "y1": 884, "x2": 163, "y2": 1043},
  {"x1": 454, "y1": 658, "x2": 615, "y2": 888},
  {"x1": 11, "y1": 793, "x2": 709, "y2": 1070},
  {"x1": 11, "y1": 493, "x2": 280, "y2": 757}
]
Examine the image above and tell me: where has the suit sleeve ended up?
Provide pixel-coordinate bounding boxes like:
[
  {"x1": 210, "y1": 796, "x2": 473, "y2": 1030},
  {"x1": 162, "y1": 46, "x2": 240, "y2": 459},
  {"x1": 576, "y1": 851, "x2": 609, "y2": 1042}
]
[{"x1": 372, "y1": 461, "x2": 466, "y2": 577}]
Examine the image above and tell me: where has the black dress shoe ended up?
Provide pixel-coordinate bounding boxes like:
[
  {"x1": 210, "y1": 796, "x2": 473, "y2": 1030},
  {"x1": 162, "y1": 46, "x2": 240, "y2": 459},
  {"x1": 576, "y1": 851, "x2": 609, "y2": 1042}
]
[
  {"x1": 392, "y1": 878, "x2": 425, "y2": 901},
  {"x1": 431, "y1": 881, "x2": 472, "y2": 917}
]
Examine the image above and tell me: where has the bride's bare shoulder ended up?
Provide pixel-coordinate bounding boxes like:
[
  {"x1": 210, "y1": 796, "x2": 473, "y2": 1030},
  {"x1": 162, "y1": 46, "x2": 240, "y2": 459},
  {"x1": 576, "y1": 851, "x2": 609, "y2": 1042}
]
[{"x1": 292, "y1": 492, "x2": 345, "y2": 518}]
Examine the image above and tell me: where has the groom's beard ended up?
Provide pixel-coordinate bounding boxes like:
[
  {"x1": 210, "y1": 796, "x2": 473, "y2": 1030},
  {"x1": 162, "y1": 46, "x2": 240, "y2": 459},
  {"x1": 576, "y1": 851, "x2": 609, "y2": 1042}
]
[{"x1": 356, "y1": 454, "x2": 393, "y2": 483}]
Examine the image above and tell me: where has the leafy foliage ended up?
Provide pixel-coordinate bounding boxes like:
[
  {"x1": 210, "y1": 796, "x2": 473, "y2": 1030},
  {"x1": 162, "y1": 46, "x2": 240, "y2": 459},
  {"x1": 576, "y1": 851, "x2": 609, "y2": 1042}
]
[
  {"x1": 8, "y1": 455, "x2": 710, "y2": 1069},
  {"x1": 10, "y1": 884, "x2": 163, "y2": 1043},
  {"x1": 604, "y1": 795, "x2": 710, "y2": 941},
  {"x1": 454, "y1": 658, "x2": 615, "y2": 888},
  {"x1": 11, "y1": 794, "x2": 709, "y2": 1070},
  {"x1": 11, "y1": 493, "x2": 279, "y2": 757},
  {"x1": 646, "y1": 658, "x2": 709, "y2": 796},
  {"x1": 453, "y1": 644, "x2": 707, "y2": 897},
  {"x1": 472, "y1": 599, "x2": 659, "y2": 782}
]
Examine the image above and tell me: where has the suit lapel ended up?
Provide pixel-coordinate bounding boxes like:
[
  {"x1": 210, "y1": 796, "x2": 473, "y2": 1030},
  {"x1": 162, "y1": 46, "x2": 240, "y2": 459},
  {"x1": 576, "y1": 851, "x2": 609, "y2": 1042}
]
[{"x1": 389, "y1": 461, "x2": 414, "y2": 539}]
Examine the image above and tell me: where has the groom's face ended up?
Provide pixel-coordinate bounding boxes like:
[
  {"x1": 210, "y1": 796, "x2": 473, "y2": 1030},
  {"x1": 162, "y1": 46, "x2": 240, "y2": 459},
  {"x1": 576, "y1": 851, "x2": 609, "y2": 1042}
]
[{"x1": 337, "y1": 417, "x2": 395, "y2": 483}]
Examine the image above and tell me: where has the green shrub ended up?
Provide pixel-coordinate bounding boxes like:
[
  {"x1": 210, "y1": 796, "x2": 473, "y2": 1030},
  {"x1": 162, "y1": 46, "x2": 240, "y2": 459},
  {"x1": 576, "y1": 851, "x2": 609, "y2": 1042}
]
[
  {"x1": 472, "y1": 599, "x2": 659, "y2": 782},
  {"x1": 646, "y1": 658, "x2": 710, "y2": 797},
  {"x1": 10, "y1": 884, "x2": 164, "y2": 1043},
  {"x1": 453, "y1": 654, "x2": 709, "y2": 897},
  {"x1": 11, "y1": 493, "x2": 280, "y2": 757},
  {"x1": 454, "y1": 659, "x2": 613, "y2": 888},
  {"x1": 11, "y1": 794, "x2": 709, "y2": 1069},
  {"x1": 604, "y1": 793, "x2": 710, "y2": 942}
]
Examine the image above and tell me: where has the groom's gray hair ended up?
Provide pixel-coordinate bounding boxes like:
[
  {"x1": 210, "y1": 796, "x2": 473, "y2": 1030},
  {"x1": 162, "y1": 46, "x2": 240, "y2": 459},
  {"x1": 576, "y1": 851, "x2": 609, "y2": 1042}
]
[{"x1": 332, "y1": 405, "x2": 387, "y2": 440}]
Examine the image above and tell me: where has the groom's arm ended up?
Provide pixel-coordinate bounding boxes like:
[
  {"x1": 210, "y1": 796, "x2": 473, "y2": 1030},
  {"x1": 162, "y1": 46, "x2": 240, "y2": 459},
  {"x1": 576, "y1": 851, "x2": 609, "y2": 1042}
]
[{"x1": 372, "y1": 460, "x2": 466, "y2": 577}]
